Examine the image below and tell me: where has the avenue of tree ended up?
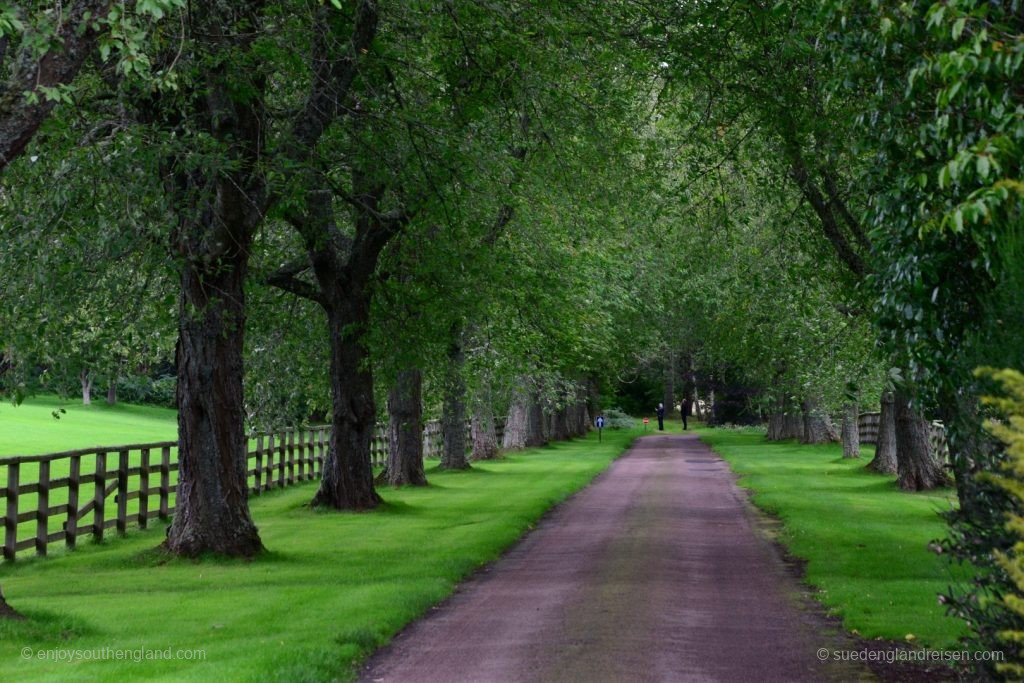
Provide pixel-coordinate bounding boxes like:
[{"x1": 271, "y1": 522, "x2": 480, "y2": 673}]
[{"x1": 0, "y1": 1, "x2": 1021, "y2": 677}]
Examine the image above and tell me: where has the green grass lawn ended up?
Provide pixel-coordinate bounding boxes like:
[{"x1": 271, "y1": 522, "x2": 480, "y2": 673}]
[
  {"x1": 0, "y1": 426, "x2": 638, "y2": 682},
  {"x1": 0, "y1": 396, "x2": 181, "y2": 546},
  {"x1": 0, "y1": 396, "x2": 178, "y2": 457},
  {"x1": 700, "y1": 427, "x2": 969, "y2": 649}
]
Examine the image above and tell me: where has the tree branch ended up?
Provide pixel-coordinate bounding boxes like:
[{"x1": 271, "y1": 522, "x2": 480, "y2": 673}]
[
  {"x1": 265, "y1": 259, "x2": 323, "y2": 304},
  {"x1": 0, "y1": 0, "x2": 111, "y2": 172}
]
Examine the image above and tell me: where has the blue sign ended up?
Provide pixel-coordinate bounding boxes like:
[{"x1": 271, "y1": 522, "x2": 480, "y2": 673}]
[{"x1": 596, "y1": 416, "x2": 605, "y2": 429}]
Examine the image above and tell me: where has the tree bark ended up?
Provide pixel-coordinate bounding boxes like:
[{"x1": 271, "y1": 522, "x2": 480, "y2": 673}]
[
  {"x1": 470, "y1": 401, "x2": 500, "y2": 461},
  {"x1": 0, "y1": 584, "x2": 21, "y2": 620},
  {"x1": 572, "y1": 386, "x2": 590, "y2": 437},
  {"x1": 382, "y1": 368, "x2": 427, "y2": 486},
  {"x1": 894, "y1": 389, "x2": 948, "y2": 491},
  {"x1": 0, "y1": 0, "x2": 110, "y2": 174},
  {"x1": 664, "y1": 356, "x2": 676, "y2": 415},
  {"x1": 767, "y1": 412, "x2": 784, "y2": 441},
  {"x1": 868, "y1": 391, "x2": 897, "y2": 474},
  {"x1": 106, "y1": 377, "x2": 117, "y2": 405},
  {"x1": 841, "y1": 402, "x2": 860, "y2": 458},
  {"x1": 270, "y1": 173, "x2": 402, "y2": 510},
  {"x1": 439, "y1": 335, "x2": 469, "y2": 470},
  {"x1": 80, "y1": 369, "x2": 91, "y2": 405},
  {"x1": 311, "y1": 298, "x2": 382, "y2": 509},
  {"x1": 164, "y1": 239, "x2": 263, "y2": 557},
  {"x1": 526, "y1": 393, "x2": 547, "y2": 447},
  {"x1": 502, "y1": 377, "x2": 531, "y2": 450},
  {"x1": 801, "y1": 398, "x2": 838, "y2": 444},
  {"x1": 547, "y1": 399, "x2": 570, "y2": 442},
  {"x1": 161, "y1": 2, "x2": 276, "y2": 558}
]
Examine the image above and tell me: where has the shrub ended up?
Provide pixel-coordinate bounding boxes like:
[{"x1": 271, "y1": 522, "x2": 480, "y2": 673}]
[
  {"x1": 602, "y1": 407, "x2": 635, "y2": 430},
  {"x1": 116, "y1": 374, "x2": 176, "y2": 408},
  {"x1": 976, "y1": 367, "x2": 1024, "y2": 677}
]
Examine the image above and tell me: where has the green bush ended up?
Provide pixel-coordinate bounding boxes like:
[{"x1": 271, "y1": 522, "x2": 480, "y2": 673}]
[
  {"x1": 603, "y1": 407, "x2": 635, "y2": 430},
  {"x1": 116, "y1": 374, "x2": 176, "y2": 408}
]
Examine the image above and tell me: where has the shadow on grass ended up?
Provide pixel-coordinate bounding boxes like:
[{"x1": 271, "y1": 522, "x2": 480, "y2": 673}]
[{"x1": 0, "y1": 608, "x2": 94, "y2": 643}]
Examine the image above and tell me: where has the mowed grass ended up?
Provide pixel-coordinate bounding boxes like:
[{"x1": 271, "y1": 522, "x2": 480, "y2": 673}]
[
  {"x1": 0, "y1": 427, "x2": 639, "y2": 681},
  {"x1": 0, "y1": 396, "x2": 180, "y2": 545},
  {"x1": 700, "y1": 428, "x2": 969, "y2": 649},
  {"x1": 0, "y1": 396, "x2": 178, "y2": 457}
]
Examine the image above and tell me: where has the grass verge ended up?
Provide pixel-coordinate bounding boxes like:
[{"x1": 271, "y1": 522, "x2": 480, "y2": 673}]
[
  {"x1": 699, "y1": 427, "x2": 969, "y2": 649},
  {"x1": 0, "y1": 427, "x2": 638, "y2": 681}
]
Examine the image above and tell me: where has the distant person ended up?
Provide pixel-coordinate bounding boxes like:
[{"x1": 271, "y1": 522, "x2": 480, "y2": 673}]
[
  {"x1": 656, "y1": 402, "x2": 665, "y2": 431},
  {"x1": 681, "y1": 396, "x2": 692, "y2": 430}
]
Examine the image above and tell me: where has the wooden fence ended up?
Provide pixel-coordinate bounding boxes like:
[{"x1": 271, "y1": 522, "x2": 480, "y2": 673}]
[
  {"x1": 857, "y1": 411, "x2": 947, "y2": 461},
  {"x1": 859, "y1": 412, "x2": 881, "y2": 444},
  {"x1": 1, "y1": 417, "x2": 505, "y2": 562}
]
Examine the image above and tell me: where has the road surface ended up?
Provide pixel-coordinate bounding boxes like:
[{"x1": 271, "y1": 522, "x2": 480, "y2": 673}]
[{"x1": 361, "y1": 433, "x2": 865, "y2": 682}]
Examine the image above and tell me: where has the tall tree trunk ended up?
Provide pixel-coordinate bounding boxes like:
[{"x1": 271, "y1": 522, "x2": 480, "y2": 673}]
[
  {"x1": 550, "y1": 403, "x2": 570, "y2": 441},
  {"x1": 80, "y1": 369, "x2": 91, "y2": 405},
  {"x1": 841, "y1": 402, "x2": 860, "y2": 458},
  {"x1": 894, "y1": 389, "x2": 948, "y2": 491},
  {"x1": 313, "y1": 301, "x2": 383, "y2": 509},
  {"x1": 664, "y1": 356, "x2": 676, "y2": 415},
  {"x1": 937, "y1": 389, "x2": 995, "y2": 520},
  {"x1": 801, "y1": 397, "x2": 838, "y2": 444},
  {"x1": 526, "y1": 393, "x2": 547, "y2": 447},
  {"x1": 868, "y1": 391, "x2": 897, "y2": 474},
  {"x1": 766, "y1": 393, "x2": 788, "y2": 440},
  {"x1": 503, "y1": 378, "x2": 530, "y2": 450},
  {"x1": 165, "y1": 248, "x2": 263, "y2": 557},
  {"x1": 440, "y1": 336, "x2": 469, "y2": 470},
  {"x1": 382, "y1": 368, "x2": 427, "y2": 486},
  {"x1": 106, "y1": 376, "x2": 117, "y2": 405},
  {"x1": 783, "y1": 413, "x2": 803, "y2": 439},
  {"x1": 471, "y1": 400, "x2": 500, "y2": 461},
  {"x1": 584, "y1": 377, "x2": 600, "y2": 427},
  {"x1": 573, "y1": 385, "x2": 590, "y2": 436}
]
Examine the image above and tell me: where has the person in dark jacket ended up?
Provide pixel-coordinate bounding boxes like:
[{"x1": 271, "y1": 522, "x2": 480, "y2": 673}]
[
  {"x1": 681, "y1": 397, "x2": 692, "y2": 430},
  {"x1": 656, "y1": 402, "x2": 666, "y2": 431}
]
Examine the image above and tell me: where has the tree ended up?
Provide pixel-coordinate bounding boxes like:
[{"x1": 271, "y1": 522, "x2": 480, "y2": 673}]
[
  {"x1": 146, "y1": 0, "x2": 380, "y2": 551},
  {"x1": 0, "y1": 0, "x2": 179, "y2": 615},
  {"x1": 867, "y1": 391, "x2": 897, "y2": 474},
  {"x1": 382, "y1": 368, "x2": 427, "y2": 487}
]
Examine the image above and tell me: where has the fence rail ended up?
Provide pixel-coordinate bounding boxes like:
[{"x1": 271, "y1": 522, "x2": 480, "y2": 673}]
[
  {"x1": 1, "y1": 417, "x2": 505, "y2": 562},
  {"x1": 858, "y1": 412, "x2": 881, "y2": 444}
]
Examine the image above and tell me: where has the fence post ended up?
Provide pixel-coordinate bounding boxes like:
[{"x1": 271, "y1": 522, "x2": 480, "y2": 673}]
[
  {"x1": 116, "y1": 450, "x2": 129, "y2": 535},
  {"x1": 266, "y1": 433, "x2": 275, "y2": 491},
  {"x1": 303, "y1": 428, "x2": 313, "y2": 480},
  {"x1": 287, "y1": 429, "x2": 296, "y2": 485},
  {"x1": 36, "y1": 460, "x2": 50, "y2": 556},
  {"x1": 4, "y1": 463, "x2": 19, "y2": 561},
  {"x1": 159, "y1": 446, "x2": 170, "y2": 521},
  {"x1": 315, "y1": 430, "x2": 323, "y2": 479},
  {"x1": 94, "y1": 451, "x2": 107, "y2": 542},
  {"x1": 138, "y1": 448, "x2": 150, "y2": 529},
  {"x1": 255, "y1": 435, "x2": 264, "y2": 493},
  {"x1": 278, "y1": 431, "x2": 286, "y2": 489},
  {"x1": 66, "y1": 455, "x2": 81, "y2": 549}
]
